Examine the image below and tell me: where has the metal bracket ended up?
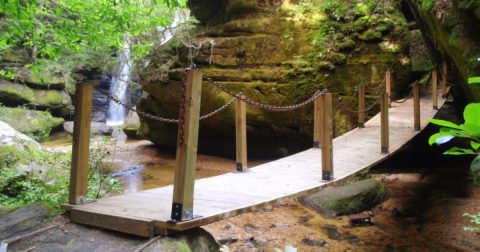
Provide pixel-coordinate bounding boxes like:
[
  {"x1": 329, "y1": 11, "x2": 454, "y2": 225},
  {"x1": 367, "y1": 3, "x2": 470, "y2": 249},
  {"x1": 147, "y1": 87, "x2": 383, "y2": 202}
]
[
  {"x1": 313, "y1": 141, "x2": 320, "y2": 148},
  {"x1": 381, "y1": 147, "x2": 389, "y2": 154},
  {"x1": 357, "y1": 123, "x2": 365, "y2": 128},
  {"x1": 171, "y1": 203, "x2": 183, "y2": 221},
  {"x1": 236, "y1": 163, "x2": 246, "y2": 172},
  {"x1": 322, "y1": 171, "x2": 333, "y2": 181}
]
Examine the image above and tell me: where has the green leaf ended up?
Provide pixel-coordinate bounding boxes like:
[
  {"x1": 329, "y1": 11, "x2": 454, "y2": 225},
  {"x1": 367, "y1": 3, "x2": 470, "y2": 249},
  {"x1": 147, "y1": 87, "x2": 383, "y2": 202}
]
[
  {"x1": 429, "y1": 132, "x2": 455, "y2": 145},
  {"x1": 429, "y1": 119, "x2": 464, "y2": 131},
  {"x1": 471, "y1": 141, "x2": 480, "y2": 151},
  {"x1": 463, "y1": 103, "x2": 480, "y2": 130},
  {"x1": 468, "y1": 76, "x2": 480, "y2": 85},
  {"x1": 444, "y1": 147, "x2": 476, "y2": 155},
  {"x1": 471, "y1": 155, "x2": 480, "y2": 172}
]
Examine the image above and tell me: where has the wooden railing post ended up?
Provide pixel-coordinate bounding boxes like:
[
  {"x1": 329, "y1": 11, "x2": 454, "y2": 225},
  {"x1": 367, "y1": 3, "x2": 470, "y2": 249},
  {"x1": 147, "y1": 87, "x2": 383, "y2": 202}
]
[
  {"x1": 386, "y1": 69, "x2": 392, "y2": 107},
  {"x1": 413, "y1": 82, "x2": 421, "y2": 131},
  {"x1": 321, "y1": 92, "x2": 333, "y2": 181},
  {"x1": 358, "y1": 83, "x2": 366, "y2": 128},
  {"x1": 380, "y1": 91, "x2": 389, "y2": 154},
  {"x1": 432, "y1": 66, "x2": 438, "y2": 110},
  {"x1": 235, "y1": 95, "x2": 247, "y2": 172},
  {"x1": 313, "y1": 92, "x2": 323, "y2": 148},
  {"x1": 171, "y1": 69, "x2": 202, "y2": 222},
  {"x1": 69, "y1": 81, "x2": 94, "y2": 205},
  {"x1": 442, "y1": 61, "x2": 448, "y2": 98}
]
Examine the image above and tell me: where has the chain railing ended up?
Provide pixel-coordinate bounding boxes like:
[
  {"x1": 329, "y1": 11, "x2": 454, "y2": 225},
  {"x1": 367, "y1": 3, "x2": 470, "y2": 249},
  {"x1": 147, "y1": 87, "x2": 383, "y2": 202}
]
[{"x1": 204, "y1": 76, "x2": 326, "y2": 112}]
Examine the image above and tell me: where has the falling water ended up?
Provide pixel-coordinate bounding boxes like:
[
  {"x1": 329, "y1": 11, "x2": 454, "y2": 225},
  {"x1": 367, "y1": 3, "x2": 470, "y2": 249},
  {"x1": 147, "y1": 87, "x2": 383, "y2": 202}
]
[
  {"x1": 105, "y1": 11, "x2": 188, "y2": 126},
  {"x1": 106, "y1": 38, "x2": 131, "y2": 126}
]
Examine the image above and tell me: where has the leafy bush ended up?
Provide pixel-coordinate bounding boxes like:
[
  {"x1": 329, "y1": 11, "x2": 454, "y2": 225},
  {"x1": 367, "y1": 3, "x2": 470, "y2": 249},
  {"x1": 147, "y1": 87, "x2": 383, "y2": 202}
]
[
  {"x1": 429, "y1": 76, "x2": 480, "y2": 233},
  {"x1": 0, "y1": 138, "x2": 120, "y2": 210}
]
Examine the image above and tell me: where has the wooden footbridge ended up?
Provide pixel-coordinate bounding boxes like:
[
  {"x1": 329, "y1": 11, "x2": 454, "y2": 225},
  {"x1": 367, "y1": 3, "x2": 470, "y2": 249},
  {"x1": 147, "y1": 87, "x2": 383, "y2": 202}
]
[{"x1": 63, "y1": 66, "x2": 449, "y2": 237}]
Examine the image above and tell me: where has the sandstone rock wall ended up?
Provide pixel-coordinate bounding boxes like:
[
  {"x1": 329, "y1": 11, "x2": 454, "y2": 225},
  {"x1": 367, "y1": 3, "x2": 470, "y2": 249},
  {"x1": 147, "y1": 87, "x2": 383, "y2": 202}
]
[{"x1": 138, "y1": 1, "x2": 420, "y2": 157}]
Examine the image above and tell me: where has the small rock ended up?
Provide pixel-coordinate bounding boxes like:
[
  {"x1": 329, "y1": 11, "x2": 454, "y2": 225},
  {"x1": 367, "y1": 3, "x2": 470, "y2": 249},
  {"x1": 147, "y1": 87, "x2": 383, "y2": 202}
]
[
  {"x1": 243, "y1": 224, "x2": 256, "y2": 232},
  {"x1": 302, "y1": 238, "x2": 326, "y2": 247},
  {"x1": 218, "y1": 237, "x2": 238, "y2": 245},
  {"x1": 64, "y1": 121, "x2": 113, "y2": 136}
]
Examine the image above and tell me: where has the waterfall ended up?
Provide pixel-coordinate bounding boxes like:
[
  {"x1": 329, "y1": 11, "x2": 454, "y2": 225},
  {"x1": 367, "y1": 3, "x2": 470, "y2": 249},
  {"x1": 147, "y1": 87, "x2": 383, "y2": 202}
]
[
  {"x1": 105, "y1": 11, "x2": 187, "y2": 126},
  {"x1": 106, "y1": 37, "x2": 131, "y2": 126}
]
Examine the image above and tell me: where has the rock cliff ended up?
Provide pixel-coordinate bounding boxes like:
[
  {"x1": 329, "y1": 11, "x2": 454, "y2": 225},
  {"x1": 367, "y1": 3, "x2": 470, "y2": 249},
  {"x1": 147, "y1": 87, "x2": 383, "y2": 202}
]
[{"x1": 138, "y1": 0, "x2": 421, "y2": 157}]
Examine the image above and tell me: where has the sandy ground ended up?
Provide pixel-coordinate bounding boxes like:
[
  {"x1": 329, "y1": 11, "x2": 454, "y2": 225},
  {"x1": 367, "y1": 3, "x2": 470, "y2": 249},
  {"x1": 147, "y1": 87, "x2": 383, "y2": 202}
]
[{"x1": 203, "y1": 171, "x2": 480, "y2": 252}]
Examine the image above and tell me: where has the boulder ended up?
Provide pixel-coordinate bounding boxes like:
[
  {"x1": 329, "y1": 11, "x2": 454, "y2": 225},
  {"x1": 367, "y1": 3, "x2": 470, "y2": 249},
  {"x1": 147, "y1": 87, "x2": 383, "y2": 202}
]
[
  {"x1": 63, "y1": 121, "x2": 113, "y2": 136},
  {"x1": 0, "y1": 80, "x2": 72, "y2": 116},
  {"x1": 0, "y1": 120, "x2": 39, "y2": 148},
  {"x1": 0, "y1": 204, "x2": 49, "y2": 241},
  {"x1": 299, "y1": 179, "x2": 388, "y2": 217},
  {"x1": 0, "y1": 107, "x2": 64, "y2": 141},
  {"x1": 144, "y1": 228, "x2": 220, "y2": 252},
  {"x1": 139, "y1": 1, "x2": 412, "y2": 157},
  {"x1": 13, "y1": 67, "x2": 72, "y2": 90},
  {"x1": 409, "y1": 29, "x2": 433, "y2": 72},
  {"x1": 122, "y1": 108, "x2": 141, "y2": 138}
]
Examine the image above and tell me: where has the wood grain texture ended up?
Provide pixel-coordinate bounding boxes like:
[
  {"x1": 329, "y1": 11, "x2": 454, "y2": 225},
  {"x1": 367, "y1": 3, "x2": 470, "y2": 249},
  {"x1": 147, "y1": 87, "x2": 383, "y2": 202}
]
[
  {"x1": 235, "y1": 95, "x2": 247, "y2": 172},
  {"x1": 432, "y1": 67, "x2": 438, "y2": 109},
  {"x1": 69, "y1": 82, "x2": 93, "y2": 205},
  {"x1": 358, "y1": 83, "x2": 366, "y2": 128},
  {"x1": 321, "y1": 93, "x2": 333, "y2": 180},
  {"x1": 171, "y1": 69, "x2": 203, "y2": 221},
  {"x1": 65, "y1": 90, "x2": 447, "y2": 237},
  {"x1": 380, "y1": 92, "x2": 389, "y2": 153}
]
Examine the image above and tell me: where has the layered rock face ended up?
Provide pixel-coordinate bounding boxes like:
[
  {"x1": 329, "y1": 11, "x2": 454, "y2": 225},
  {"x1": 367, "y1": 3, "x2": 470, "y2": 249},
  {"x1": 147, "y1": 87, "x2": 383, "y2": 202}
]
[
  {"x1": 403, "y1": 0, "x2": 480, "y2": 103},
  {"x1": 0, "y1": 50, "x2": 73, "y2": 140},
  {"x1": 139, "y1": 1, "x2": 416, "y2": 157}
]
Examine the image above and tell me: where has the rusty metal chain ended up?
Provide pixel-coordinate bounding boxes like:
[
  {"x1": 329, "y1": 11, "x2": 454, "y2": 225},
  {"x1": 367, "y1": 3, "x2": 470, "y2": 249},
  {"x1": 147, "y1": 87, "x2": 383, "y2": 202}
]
[
  {"x1": 391, "y1": 87, "x2": 414, "y2": 104},
  {"x1": 204, "y1": 76, "x2": 325, "y2": 112},
  {"x1": 97, "y1": 88, "x2": 180, "y2": 124},
  {"x1": 199, "y1": 97, "x2": 235, "y2": 120},
  {"x1": 335, "y1": 90, "x2": 385, "y2": 114}
]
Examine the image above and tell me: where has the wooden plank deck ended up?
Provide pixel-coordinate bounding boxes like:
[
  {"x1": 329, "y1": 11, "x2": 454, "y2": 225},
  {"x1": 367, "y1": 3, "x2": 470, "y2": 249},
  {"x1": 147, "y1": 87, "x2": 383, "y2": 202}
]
[{"x1": 63, "y1": 92, "x2": 447, "y2": 237}]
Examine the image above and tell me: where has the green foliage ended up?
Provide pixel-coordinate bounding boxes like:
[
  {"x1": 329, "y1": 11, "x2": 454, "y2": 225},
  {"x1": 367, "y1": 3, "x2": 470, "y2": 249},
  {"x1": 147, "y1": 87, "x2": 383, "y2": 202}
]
[
  {"x1": 422, "y1": 0, "x2": 435, "y2": 11},
  {"x1": 0, "y1": 0, "x2": 185, "y2": 76},
  {"x1": 0, "y1": 138, "x2": 121, "y2": 210},
  {"x1": 463, "y1": 213, "x2": 480, "y2": 232}
]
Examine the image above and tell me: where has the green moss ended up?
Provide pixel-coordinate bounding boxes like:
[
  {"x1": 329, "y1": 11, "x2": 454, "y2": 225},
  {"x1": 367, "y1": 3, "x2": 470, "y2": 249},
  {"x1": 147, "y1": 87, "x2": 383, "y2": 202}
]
[
  {"x1": 422, "y1": 0, "x2": 435, "y2": 11},
  {"x1": 0, "y1": 106, "x2": 64, "y2": 140},
  {"x1": 337, "y1": 39, "x2": 356, "y2": 51},
  {"x1": 358, "y1": 29, "x2": 383, "y2": 41}
]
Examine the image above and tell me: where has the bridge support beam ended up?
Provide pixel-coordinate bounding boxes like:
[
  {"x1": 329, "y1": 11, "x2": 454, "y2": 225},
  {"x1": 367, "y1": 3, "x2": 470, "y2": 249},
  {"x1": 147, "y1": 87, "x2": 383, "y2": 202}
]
[
  {"x1": 313, "y1": 92, "x2": 323, "y2": 148},
  {"x1": 380, "y1": 92, "x2": 389, "y2": 154},
  {"x1": 442, "y1": 61, "x2": 448, "y2": 98},
  {"x1": 235, "y1": 95, "x2": 247, "y2": 172},
  {"x1": 171, "y1": 69, "x2": 203, "y2": 222},
  {"x1": 432, "y1": 66, "x2": 438, "y2": 110},
  {"x1": 69, "y1": 81, "x2": 94, "y2": 205},
  {"x1": 358, "y1": 83, "x2": 366, "y2": 128},
  {"x1": 321, "y1": 92, "x2": 333, "y2": 181},
  {"x1": 386, "y1": 69, "x2": 393, "y2": 107},
  {"x1": 413, "y1": 82, "x2": 421, "y2": 131}
]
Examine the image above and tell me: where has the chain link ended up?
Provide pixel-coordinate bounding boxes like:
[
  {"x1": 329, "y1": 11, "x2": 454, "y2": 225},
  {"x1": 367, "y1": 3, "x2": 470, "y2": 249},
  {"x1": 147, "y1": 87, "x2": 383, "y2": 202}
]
[
  {"x1": 97, "y1": 88, "x2": 180, "y2": 123},
  {"x1": 204, "y1": 76, "x2": 325, "y2": 112},
  {"x1": 336, "y1": 90, "x2": 385, "y2": 114}
]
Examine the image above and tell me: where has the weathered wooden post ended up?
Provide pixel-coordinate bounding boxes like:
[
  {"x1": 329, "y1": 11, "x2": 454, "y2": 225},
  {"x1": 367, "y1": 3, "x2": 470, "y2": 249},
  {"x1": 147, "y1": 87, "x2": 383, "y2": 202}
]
[
  {"x1": 442, "y1": 61, "x2": 448, "y2": 98},
  {"x1": 358, "y1": 83, "x2": 366, "y2": 128},
  {"x1": 413, "y1": 82, "x2": 421, "y2": 131},
  {"x1": 321, "y1": 92, "x2": 333, "y2": 180},
  {"x1": 171, "y1": 69, "x2": 202, "y2": 222},
  {"x1": 313, "y1": 92, "x2": 323, "y2": 148},
  {"x1": 385, "y1": 69, "x2": 392, "y2": 107},
  {"x1": 432, "y1": 66, "x2": 438, "y2": 110},
  {"x1": 69, "y1": 82, "x2": 94, "y2": 205},
  {"x1": 380, "y1": 91, "x2": 389, "y2": 154},
  {"x1": 235, "y1": 95, "x2": 247, "y2": 172}
]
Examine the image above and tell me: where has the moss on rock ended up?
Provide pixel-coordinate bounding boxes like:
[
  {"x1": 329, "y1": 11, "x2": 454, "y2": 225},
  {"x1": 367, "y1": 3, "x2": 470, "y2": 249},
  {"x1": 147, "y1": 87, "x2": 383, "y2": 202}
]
[
  {"x1": 0, "y1": 80, "x2": 71, "y2": 116},
  {"x1": 0, "y1": 106, "x2": 64, "y2": 141},
  {"x1": 300, "y1": 179, "x2": 388, "y2": 217}
]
